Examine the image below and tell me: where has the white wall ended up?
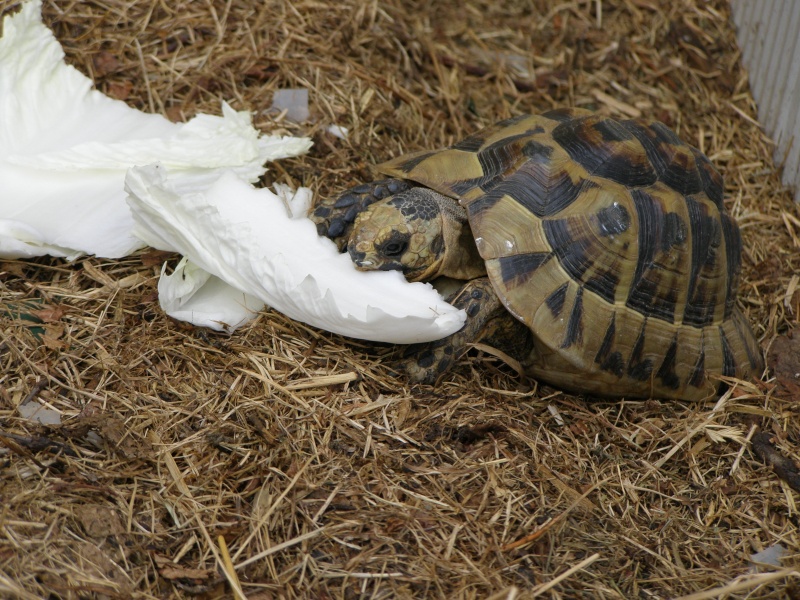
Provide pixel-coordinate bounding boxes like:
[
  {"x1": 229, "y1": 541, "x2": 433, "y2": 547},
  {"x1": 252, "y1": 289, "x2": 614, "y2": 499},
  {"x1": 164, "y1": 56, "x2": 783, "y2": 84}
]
[{"x1": 731, "y1": 0, "x2": 800, "y2": 202}]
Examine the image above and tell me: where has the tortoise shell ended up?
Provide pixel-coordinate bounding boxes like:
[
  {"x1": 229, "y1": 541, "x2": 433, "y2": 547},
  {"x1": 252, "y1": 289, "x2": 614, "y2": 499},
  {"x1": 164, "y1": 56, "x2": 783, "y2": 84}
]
[{"x1": 378, "y1": 108, "x2": 762, "y2": 400}]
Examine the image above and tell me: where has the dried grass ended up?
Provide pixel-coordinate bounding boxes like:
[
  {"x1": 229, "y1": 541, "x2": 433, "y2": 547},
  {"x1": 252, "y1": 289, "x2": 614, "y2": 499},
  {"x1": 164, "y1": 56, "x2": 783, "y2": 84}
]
[{"x1": 1, "y1": 0, "x2": 800, "y2": 598}]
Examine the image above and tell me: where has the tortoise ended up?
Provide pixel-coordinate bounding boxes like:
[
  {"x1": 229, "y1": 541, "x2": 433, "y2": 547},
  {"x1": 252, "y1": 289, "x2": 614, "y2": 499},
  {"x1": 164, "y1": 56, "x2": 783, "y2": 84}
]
[{"x1": 310, "y1": 108, "x2": 763, "y2": 400}]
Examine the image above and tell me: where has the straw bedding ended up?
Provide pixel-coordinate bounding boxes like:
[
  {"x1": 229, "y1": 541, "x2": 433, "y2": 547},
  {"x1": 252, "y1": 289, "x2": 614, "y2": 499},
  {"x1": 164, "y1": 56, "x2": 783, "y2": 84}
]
[{"x1": 1, "y1": 0, "x2": 798, "y2": 598}]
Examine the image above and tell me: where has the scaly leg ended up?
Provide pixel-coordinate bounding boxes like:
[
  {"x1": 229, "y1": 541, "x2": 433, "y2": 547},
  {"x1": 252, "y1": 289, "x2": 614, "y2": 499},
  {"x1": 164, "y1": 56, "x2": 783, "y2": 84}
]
[
  {"x1": 309, "y1": 178, "x2": 411, "y2": 250},
  {"x1": 401, "y1": 277, "x2": 527, "y2": 384}
]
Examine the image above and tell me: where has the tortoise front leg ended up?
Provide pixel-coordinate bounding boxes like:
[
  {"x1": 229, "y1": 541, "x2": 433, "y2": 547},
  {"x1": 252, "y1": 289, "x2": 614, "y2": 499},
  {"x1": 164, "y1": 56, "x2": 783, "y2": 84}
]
[
  {"x1": 401, "y1": 277, "x2": 527, "y2": 384},
  {"x1": 310, "y1": 178, "x2": 411, "y2": 250}
]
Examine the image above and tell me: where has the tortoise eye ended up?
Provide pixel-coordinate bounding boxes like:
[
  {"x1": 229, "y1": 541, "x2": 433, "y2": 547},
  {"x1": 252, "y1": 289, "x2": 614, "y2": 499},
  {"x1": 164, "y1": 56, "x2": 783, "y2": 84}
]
[{"x1": 382, "y1": 241, "x2": 408, "y2": 257}]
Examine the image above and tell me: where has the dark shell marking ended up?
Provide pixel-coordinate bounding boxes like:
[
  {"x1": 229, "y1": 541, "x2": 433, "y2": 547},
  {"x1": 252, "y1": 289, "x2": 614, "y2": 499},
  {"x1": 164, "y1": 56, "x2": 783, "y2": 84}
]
[{"x1": 377, "y1": 108, "x2": 762, "y2": 400}]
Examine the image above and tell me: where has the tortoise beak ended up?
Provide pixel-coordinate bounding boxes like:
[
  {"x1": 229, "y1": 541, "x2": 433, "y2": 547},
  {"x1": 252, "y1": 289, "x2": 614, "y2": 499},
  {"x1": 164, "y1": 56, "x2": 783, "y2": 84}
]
[
  {"x1": 348, "y1": 244, "x2": 372, "y2": 269},
  {"x1": 348, "y1": 241, "x2": 407, "y2": 272}
]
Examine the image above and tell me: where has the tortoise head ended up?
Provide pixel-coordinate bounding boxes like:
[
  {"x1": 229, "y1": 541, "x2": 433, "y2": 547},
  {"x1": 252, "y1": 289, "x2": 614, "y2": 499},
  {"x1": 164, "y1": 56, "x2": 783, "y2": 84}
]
[{"x1": 347, "y1": 188, "x2": 446, "y2": 282}]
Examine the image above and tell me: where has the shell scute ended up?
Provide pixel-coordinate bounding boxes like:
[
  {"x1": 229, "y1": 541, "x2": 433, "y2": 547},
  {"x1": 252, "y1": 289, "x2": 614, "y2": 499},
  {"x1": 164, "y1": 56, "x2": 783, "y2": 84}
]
[
  {"x1": 470, "y1": 161, "x2": 598, "y2": 222},
  {"x1": 622, "y1": 120, "x2": 706, "y2": 196},
  {"x1": 683, "y1": 196, "x2": 727, "y2": 327},
  {"x1": 692, "y1": 148, "x2": 725, "y2": 209},
  {"x1": 626, "y1": 186, "x2": 692, "y2": 324},
  {"x1": 496, "y1": 252, "x2": 552, "y2": 288},
  {"x1": 551, "y1": 115, "x2": 659, "y2": 188}
]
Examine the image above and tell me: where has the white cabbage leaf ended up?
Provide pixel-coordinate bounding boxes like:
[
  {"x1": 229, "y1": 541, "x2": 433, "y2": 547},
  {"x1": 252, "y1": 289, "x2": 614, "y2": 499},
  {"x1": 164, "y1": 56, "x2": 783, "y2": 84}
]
[
  {"x1": 3, "y1": 0, "x2": 465, "y2": 343},
  {"x1": 125, "y1": 166, "x2": 466, "y2": 343},
  {"x1": 157, "y1": 257, "x2": 263, "y2": 333},
  {"x1": 0, "y1": 0, "x2": 311, "y2": 259}
]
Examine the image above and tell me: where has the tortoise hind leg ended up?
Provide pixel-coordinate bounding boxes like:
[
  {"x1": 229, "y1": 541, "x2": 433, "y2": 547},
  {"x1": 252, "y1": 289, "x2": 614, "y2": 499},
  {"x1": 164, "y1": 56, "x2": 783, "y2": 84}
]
[
  {"x1": 401, "y1": 277, "x2": 531, "y2": 384},
  {"x1": 309, "y1": 178, "x2": 411, "y2": 250}
]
